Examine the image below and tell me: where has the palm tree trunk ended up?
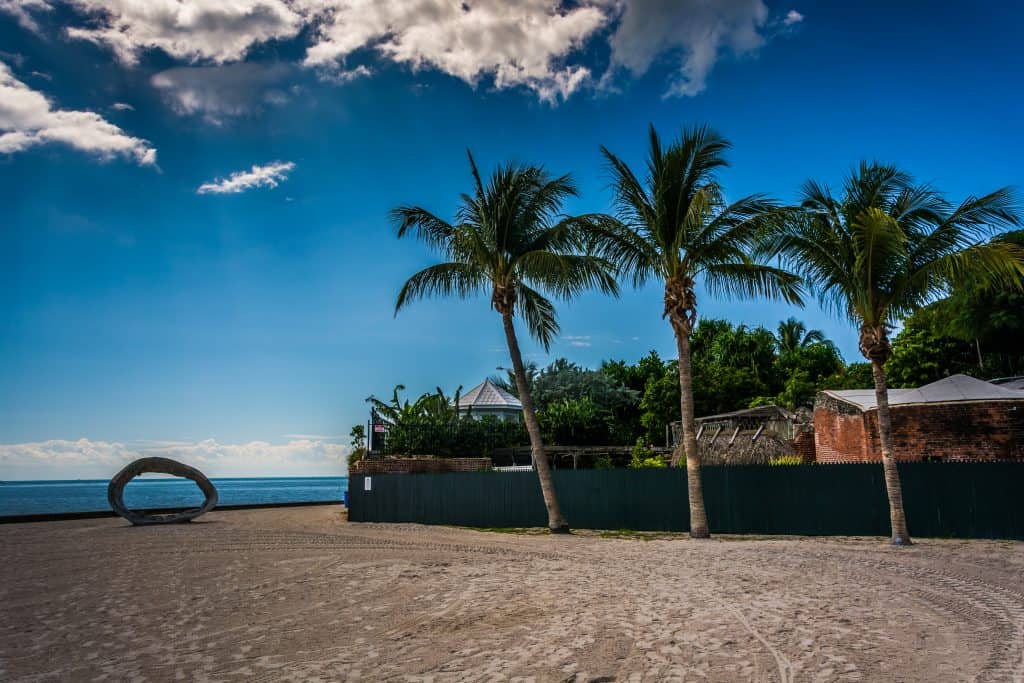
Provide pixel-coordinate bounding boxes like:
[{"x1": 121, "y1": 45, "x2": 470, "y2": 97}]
[
  {"x1": 501, "y1": 311, "x2": 569, "y2": 533},
  {"x1": 871, "y1": 360, "x2": 912, "y2": 545},
  {"x1": 672, "y1": 326, "x2": 710, "y2": 539}
]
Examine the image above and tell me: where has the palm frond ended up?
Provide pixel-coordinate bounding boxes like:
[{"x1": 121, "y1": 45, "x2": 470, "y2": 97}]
[
  {"x1": 395, "y1": 262, "x2": 487, "y2": 313},
  {"x1": 515, "y1": 250, "x2": 619, "y2": 300},
  {"x1": 584, "y1": 214, "x2": 661, "y2": 287},
  {"x1": 516, "y1": 283, "x2": 559, "y2": 350},
  {"x1": 392, "y1": 206, "x2": 456, "y2": 252},
  {"x1": 776, "y1": 161, "x2": 1023, "y2": 331},
  {"x1": 701, "y1": 261, "x2": 805, "y2": 306}
]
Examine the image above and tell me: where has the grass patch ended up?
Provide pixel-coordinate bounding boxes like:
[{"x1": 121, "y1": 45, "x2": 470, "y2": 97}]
[{"x1": 468, "y1": 526, "x2": 549, "y2": 535}]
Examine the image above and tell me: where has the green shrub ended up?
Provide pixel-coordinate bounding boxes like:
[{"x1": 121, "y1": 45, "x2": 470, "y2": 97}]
[
  {"x1": 348, "y1": 447, "x2": 366, "y2": 469},
  {"x1": 768, "y1": 455, "x2": 803, "y2": 466},
  {"x1": 630, "y1": 438, "x2": 667, "y2": 468}
]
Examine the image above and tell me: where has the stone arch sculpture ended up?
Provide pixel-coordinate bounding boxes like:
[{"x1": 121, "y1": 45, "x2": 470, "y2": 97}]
[{"x1": 108, "y1": 457, "x2": 218, "y2": 525}]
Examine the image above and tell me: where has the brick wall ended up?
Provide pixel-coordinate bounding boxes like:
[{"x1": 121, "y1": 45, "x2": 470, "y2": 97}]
[
  {"x1": 814, "y1": 395, "x2": 1024, "y2": 463},
  {"x1": 792, "y1": 429, "x2": 816, "y2": 464},
  {"x1": 350, "y1": 456, "x2": 492, "y2": 475}
]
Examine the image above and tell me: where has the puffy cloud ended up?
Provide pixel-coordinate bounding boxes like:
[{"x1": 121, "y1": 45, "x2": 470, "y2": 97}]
[
  {"x1": 17, "y1": 1, "x2": 803, "y2": 105},
  {"x1": 151, "y1": 62, "x2": 296, "y2": 123},
  {"x1": 197, "y1": 160, "x2": 295, "y2": 194},
  {"x1": 0, "y1": 60, "x2": 156, "y2": 164},
  {"x1": 64, "y1": 0, "x2": 305, "y2": 65},
  {"x1": 0, "y1": 0, "x2": 51, "y2": 34},
  {"x1": 606, "y1": 0, "x2": 772, "y2": 98},
  {"x1": 300, "y1": 0, "x2": 607, "y2": 103},
  {"x1": 54, "y1": 0, "x2": 609, "y2": 104},
  {"x1": 0, "y1": 437, "x2": 350, "y2": 479}
]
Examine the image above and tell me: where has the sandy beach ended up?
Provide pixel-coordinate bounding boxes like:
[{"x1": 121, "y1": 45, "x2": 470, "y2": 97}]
[{"x1": 1, "y1": 506, "x2": 1022, "y2": 682}]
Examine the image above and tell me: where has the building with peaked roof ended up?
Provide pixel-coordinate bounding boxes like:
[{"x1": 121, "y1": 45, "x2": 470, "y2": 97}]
[
  {"x1": 456, "y1": 379, "x2": 523, "y2": 421},
  {"x1": 670, "y1": 405, "x2": 815, "y2": 465},
  {"x1": 991, "y1": 376, "x2": 1024, "y2": 392},
  {"x1": 814, "y1": 374, "x2": 1024, "y2": 463}
]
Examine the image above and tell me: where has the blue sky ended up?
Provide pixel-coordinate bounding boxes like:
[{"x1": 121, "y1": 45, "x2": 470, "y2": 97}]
[{"x1": 2, "y1": 1, "x2": 1022, "y2": 478}]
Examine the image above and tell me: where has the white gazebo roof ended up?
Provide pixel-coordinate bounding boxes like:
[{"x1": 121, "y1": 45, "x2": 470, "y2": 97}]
[
  {"x1": 823, "y1": 374, "x2": 1024, "y2": 411},
  {"x1": 457, "y1": 379, "x2": 523, "y2": 410}
]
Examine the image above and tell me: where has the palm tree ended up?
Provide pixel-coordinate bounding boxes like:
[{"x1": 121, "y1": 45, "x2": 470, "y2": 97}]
[
  {"x1": 597, "y1": 125, "x2": 803, "y2": 538},
  {"x1": 492, "y1": 361, "x2": 538, "y2": 397},
  {"x1": 776, "y1": 317, "x2": 826, "y2": 354},
  {"x1": 769, "y1": 162, "x2": 1023, "y2": 545},
  {"x1": 393, "y1": 152, "x2": 618, "y2": 533}
]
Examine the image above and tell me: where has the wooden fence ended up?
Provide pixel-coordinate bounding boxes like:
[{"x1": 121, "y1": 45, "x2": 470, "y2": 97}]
[{"x1": 348, "y1": 462, "x2": 1024, "y2": 539}]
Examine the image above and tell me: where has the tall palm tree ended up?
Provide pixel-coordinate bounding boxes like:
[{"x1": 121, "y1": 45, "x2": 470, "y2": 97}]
[
  {"x1": 769, "y1": 162, "x2": 1023, "y2": 545},
  {"x1": 776, "y1": 317, "x2": 826, "y2": 354},
  {"x1": 597, "y1": 125, "x2": 803, "y2": 538},
  {"x1": 393, "y1": 152, "x2": 618, "y2": 533}
]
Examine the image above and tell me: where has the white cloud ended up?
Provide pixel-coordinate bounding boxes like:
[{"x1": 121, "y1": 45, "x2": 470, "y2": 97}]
[
  {"x1": 14, "y1": 1, "x2": 802, "y2": 105},
  {"x1": 316, "y1": 64, "x2": 372, "y2": 85},
  {"x1": 0, "y1": 0, "x2": 51, "y2": 34},
  {"x1": 282, "y1": 433, "x2": 347, "y2": 441},
  {"x1": 151, "y1": 62, "x2": 295, "y2": 123},
  {"x1": 111, "y1": 102, "x2": 134, "y2": 111},
  {"x1": 563, "y1": 335, "x2": 592, "y2": 348},
  {"x1": 0, "y1": 437, "x2": 350, "y2": 479},
  {"x1": 197, "y1": 160, "x2": 295, "y2": 194},
  {"x1": 300, "y1": 0, "x2": 607, "y2": 103},
  {"x1": 51, "y1": 0, "x2": 609, "y2": 104},
  {"x1": 0, "y1": 60, "x2": 156, "y2": 164},
  {"x1": 606, "y1": 0, "x2": 773, "y2": 98},
  {"x1": 64, "y1": 0, "x2": 305, "y2": 65}
]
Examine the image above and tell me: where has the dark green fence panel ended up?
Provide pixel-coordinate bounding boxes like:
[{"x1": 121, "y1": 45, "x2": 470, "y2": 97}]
[
  {"x1": 349, "y1": 462, "x2": 1024, "y2": 539},
  {"x1": 900, "y1": 462, "x2": 1024, "y2": 539}
]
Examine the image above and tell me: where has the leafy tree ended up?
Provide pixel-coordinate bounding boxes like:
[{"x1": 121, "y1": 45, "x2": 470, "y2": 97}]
[
  {"x1": 773, "y1": 342, "x2": 845, "y2": 407},
  {"x1": 598, "y1": 124, "x2": 802, "y2": 538},
  {"x1": 530, "y1": 358, "x2": 639, "y2": 414},
  {"x1": 819, "y1": 362, "x2": 874, "y2": 391},
  {"x1": 690, "y1": 319, "x2": 778, "y2": 414},
  {"x1": 775, "y1": 317, "x2": 826, "y2": 354},
  {"x1": 540, "y1": 397, "x2": 610, "y2": 445},
  {"x1": 885, "y1": 306, "x2": 979, "y2": 387},
  {"x1": 602, "y1": 351, "x2": 670, "y2": 443},
  {"x1": 929, "y1": 229, "x2": 1024, "y2": 376},
  {"x1": 349, "y1": 424, "x2": 366, "y2": 450},
  {"x1": 393, "y1": 151, "x2": 618, "y2": 533},
  {"x1": 638, "y1": 363, "x2": 681, "y2": 445},
  {"x1": 492, "y1": 361, "x2": 538, "y2": 397},
  {"x1": 770, "y1": 161, "x2": 1023, "y2": 545}
]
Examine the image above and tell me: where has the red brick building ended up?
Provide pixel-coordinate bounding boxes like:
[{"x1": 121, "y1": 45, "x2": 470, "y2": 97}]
[{"x1": 814, "y1": 374, "x2": 1024, "y2": 463}]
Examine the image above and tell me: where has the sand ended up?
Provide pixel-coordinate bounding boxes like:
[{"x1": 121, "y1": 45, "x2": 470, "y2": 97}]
[{"x1": 1, "y1": 506, "x2": 1022, "y2": 682}]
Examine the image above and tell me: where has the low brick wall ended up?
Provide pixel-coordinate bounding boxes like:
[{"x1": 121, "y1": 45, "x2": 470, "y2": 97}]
[
  {"x1": 792, "y1": 429, "x2": 816, "y2": 464},
  {"x1": 350, "y1": 456, "x2": 492, "y2": 475},
  {"x1": 815, "y1": 396, "x2": 1024, "y2": 463}
]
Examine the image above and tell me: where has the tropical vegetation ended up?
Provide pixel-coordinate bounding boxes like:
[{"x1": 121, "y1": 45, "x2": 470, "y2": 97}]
[
  {"x1": 392, "y1": 152, "x2": 619, "y2": 533},
  {"x1": 768, "y1": 163, "x2": 1023, "y2": 545},
  {"x1": 595, "y1": 125, "x2": 804, "y2": 538},
  {"x1": 382, "y1": 127, "x2": 1024, "y2": 543}
]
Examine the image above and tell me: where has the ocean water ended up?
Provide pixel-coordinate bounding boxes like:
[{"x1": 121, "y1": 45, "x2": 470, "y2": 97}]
[{"x1": 0, "y1": 477, "x2": 347, "y2": 517}]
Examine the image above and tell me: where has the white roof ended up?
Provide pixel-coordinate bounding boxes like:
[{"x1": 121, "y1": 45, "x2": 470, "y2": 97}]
[
  {"x1": 824, "y1": 374, "x2": 1024, "y2": 411},
  {"x1": 457, "y1": 379, "x2": 523, "y2": 410}
]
